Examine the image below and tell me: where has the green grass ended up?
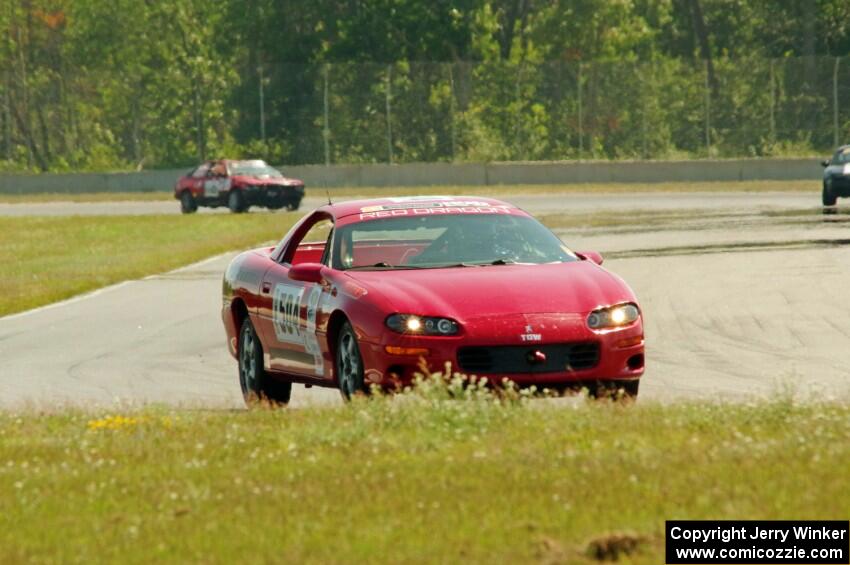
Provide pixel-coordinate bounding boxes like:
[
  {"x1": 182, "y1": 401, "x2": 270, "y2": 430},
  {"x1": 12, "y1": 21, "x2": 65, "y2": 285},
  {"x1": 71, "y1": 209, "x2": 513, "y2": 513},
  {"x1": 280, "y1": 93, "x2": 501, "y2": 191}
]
[
  {"x1": 0, "y1": 192, "x2": 175, "y2": 203},
  {"x1": 1, "y1": 394, "x2": 847, "y2": 563},
  {"x1": 0, "y1": 214, "x2": 298, "y2": 316},
  {"x1": 0, "y1": 209, "x2": 629, "y2": 318},
  {"x1": 0, "y1": 180, "x2": 818, "y2": 203}
]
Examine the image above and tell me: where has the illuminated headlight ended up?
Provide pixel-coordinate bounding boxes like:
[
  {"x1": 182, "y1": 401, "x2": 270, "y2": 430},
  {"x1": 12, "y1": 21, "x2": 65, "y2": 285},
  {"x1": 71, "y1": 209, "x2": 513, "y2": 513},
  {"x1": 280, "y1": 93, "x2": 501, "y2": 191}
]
[
  {"x1": 587, "y1": 303, "x2": 640, "y2": 330},
  {"x1": 843, "y1": 163, "x2": 850, "y2": 175},
  {"x1": 386, "y1": 314, "x2": 459, "y2": 335}
]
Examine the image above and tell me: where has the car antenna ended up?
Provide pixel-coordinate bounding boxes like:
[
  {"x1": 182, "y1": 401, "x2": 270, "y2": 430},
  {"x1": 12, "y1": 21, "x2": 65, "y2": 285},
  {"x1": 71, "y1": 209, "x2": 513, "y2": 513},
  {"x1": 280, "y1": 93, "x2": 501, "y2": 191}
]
[{"x1": 326, "y1": 189, "x2": 333, "y2": 206}]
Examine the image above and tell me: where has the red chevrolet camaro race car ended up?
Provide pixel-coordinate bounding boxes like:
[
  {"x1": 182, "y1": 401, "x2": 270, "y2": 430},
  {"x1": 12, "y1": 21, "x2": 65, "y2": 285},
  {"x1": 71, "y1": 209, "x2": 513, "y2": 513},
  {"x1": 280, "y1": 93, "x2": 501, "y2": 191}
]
[
  {"x1": 175, "y1": 159, "x2": 305, "y2": 214},
  {"x1": 222, "y1": 196, "x2": 645, "y2": 405}
]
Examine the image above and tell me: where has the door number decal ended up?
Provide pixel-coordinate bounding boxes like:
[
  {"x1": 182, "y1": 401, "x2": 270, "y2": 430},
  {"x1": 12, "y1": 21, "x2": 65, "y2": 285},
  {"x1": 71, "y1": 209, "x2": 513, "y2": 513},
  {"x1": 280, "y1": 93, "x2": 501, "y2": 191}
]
[
  {"x1": 272, "y1": 282, "x2": 325, "y2": 376},
  {"x1": 273, "y1": 284, "x2": 304, "y2": 344},
  {"x1": 205, "y1": 177, "x2": 231, "y2": 197}
]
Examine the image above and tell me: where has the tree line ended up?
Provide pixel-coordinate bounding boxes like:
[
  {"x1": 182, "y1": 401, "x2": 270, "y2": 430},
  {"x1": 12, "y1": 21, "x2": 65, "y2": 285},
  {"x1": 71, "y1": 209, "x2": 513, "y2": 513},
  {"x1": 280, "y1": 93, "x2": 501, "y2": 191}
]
[{"x1": 2, "y1": 0, "x2": 850, "y2": 172}]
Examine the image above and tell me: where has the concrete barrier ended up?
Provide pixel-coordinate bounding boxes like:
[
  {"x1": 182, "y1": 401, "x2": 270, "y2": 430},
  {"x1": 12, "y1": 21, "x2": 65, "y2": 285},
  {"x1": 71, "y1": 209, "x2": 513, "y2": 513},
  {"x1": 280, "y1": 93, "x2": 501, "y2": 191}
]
[
  {"x1": 0, "y1": 158, "x2": 823, "y2": 194},
  {"x1": 0, "y1": 168, "x2": 187, "y2": 194},
  {"x1": 281, "y1": 162, "x2": 488, "y2": 188}
]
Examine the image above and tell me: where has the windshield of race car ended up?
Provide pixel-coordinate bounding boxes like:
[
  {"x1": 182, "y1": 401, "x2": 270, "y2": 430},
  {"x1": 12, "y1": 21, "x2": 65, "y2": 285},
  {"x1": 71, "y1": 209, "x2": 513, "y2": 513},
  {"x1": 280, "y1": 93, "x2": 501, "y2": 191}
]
[
  {"x1": 832, "y1": 147, "x2": 850, "y2": 164},
  {"x1": 229, "y1": 160, "x2": 284, "y2": 178},
  {"x1": 332, "y1": 214, "x2": 577, "y2": 270}
]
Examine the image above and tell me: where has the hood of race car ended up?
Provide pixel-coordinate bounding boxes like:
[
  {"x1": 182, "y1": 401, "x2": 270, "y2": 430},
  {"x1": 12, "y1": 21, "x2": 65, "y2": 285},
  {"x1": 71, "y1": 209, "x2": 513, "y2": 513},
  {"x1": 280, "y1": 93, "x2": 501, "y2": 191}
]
[
  {"x1": 231, "y1": 175, "x2": 303, "y2": 187},
  {"x1": 345, "y1": 260, "x2": 635, "y2": 321}
]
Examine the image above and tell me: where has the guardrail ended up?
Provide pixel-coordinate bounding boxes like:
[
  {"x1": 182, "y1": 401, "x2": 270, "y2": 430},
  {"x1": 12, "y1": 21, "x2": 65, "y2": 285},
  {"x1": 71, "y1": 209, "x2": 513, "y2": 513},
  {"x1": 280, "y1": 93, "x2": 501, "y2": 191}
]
[{"x1": 0, "y1": 158, "x2": 822, "y2": 194}]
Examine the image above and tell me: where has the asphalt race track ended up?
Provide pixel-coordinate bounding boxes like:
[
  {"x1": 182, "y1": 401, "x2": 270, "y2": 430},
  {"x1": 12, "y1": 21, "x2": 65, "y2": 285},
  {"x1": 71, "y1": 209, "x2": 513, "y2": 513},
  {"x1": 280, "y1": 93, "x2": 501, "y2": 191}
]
[{"x1": 2, "y1": 191, "x2": 850, "y2": 408}]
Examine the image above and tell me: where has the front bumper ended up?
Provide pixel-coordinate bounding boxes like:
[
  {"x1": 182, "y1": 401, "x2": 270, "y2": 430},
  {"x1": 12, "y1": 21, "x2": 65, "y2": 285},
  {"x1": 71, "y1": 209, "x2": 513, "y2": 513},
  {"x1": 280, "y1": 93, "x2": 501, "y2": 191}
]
[
  {"x1": 827, "y1": 175, "x2": 850, "y2": 195},
  {"x1": 243, "y1": 184, "x2": 305, "y2": 205},
  {"x1": 359, "y1": 314, "x2": 645, "y2": 389}
]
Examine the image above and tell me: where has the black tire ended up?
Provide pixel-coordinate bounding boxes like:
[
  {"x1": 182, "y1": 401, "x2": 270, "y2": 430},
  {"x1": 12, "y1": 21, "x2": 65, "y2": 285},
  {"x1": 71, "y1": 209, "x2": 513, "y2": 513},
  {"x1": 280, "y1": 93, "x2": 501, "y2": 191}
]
[
  {"x1": 823, "y1": 180, "x2": 837, "y2": 206},
  {"x1": 336, "y1": 321, "x2": 366, "y2": 401},
  {"x1": 286, "y1": 199, "x2": 301, "y2": 211},
  {"x1": 620, "y1": 380, "x2": 640, "y2": 399},
  {"x1": 228, "y1": 190, "x2": 248, "y2": 213},
  {"x1": 180, "y1": 190, "x2": 197, "y2": 214},
  {"x1": 238, "y1": 318, "x2": 291, "y2": 406}
]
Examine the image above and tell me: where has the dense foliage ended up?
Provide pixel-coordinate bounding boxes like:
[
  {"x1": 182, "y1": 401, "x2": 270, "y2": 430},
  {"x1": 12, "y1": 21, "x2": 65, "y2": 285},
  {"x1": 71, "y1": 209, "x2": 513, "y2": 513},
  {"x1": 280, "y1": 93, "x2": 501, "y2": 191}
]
[{"x1": 2, "y1": 0, "x2": 850, "y2": 171}]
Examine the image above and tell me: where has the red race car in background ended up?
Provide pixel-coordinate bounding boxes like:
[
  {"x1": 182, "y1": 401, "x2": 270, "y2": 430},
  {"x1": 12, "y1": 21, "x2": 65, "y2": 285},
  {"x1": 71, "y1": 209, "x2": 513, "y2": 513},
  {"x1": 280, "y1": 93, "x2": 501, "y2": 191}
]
[
  {"x1": 222, "y1": 196, "x2": 645, "y2": 405},
  {"x1": 175, "y1": 159, "x2": 305, "y2": 214}
]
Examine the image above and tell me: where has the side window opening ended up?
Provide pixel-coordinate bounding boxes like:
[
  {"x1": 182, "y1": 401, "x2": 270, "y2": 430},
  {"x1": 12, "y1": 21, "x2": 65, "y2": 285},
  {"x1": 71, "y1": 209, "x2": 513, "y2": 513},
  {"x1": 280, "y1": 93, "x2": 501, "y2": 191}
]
[
  {"x1": 289, "y1": 219, "x2": 334, "y2": 266},
  {"x1": 192, "y1": 163, "x2": 210, "y2": 178},
  {"x1": 210, "y1": 161, "x2": 227, "y2": 177}
]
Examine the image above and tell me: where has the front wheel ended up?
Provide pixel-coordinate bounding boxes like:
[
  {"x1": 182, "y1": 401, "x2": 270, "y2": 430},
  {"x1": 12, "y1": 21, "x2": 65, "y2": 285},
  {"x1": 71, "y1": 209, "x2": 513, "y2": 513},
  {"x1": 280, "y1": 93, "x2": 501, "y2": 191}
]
[
  {"x1": 180, "y1": 191, "x2": 197, "y2": 214},
  {"x1": 823, "y1": 180, "x2": 837, "y2": 206},
  {"x1": 238, "y1": 318, "x2": 291, "y2": 406},
  {"x1": 337, "y1": 321, "x2": 366, "y2": 401},
  {"x1": 228, "y1": 190, "x2": 248, "y2": 213}
]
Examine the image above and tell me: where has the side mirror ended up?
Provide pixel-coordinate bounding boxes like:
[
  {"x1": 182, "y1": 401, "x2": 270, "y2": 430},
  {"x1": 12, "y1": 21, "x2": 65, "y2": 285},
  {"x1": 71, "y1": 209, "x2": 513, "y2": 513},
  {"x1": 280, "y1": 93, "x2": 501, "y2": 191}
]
[
  {"x1": 822, "y1": 159, "x2": 831, "y2": 167},
  {"x1": 576, "y1": 251, "x2": 603, "y2": 265},
  {"x1": 288, "y1": 262, "x2": 325, "y2": 283}
]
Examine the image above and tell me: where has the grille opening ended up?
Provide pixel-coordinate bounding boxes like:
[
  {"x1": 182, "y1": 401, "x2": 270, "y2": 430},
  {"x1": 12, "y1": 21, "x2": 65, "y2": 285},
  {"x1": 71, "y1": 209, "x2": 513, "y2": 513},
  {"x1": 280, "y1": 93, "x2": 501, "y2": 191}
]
[
  {"x1": 627, "y1": 354, "x2": 644, "y2": 370},
  {"x1": 457, "y1": 342, "x2": 600, "y2": 374}
]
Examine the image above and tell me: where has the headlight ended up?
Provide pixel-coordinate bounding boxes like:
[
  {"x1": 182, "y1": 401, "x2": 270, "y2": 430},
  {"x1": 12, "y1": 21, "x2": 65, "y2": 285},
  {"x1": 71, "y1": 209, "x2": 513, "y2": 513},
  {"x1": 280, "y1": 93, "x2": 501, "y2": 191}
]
[
  {"x1": 587, "y1": 303, "x2": 640, "y2": 330},
  {"x1": 386, "y1": 314, "x2": 459, "y2": 335}
]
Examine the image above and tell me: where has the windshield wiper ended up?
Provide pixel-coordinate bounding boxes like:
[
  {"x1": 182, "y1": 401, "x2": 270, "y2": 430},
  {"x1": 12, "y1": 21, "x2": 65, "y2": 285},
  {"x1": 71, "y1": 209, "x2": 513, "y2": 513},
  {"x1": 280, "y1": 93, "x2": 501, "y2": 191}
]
[
  {"x1": 458, "y1": 258, "x2": 517, "y2": 266},
  {"x1": 402, "y1": 260, "x2": 517, "y2": 269},
  {"x1": 346, "y1": 259, "x2": 516, "y2": 271},
  {"x1": 346, "y1": 262, "x2": 426, "y2": 270}
]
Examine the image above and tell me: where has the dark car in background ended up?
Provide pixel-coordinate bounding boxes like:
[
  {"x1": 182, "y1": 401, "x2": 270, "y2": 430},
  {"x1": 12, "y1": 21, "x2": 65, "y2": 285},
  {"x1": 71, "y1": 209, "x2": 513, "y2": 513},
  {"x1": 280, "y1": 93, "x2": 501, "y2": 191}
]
[
  {"x1": 175, "y1": 159, "x2": 305, "y2": 214},
  {"x1": 821, "y1": 146, "x2": 850, "y2": 206}
]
